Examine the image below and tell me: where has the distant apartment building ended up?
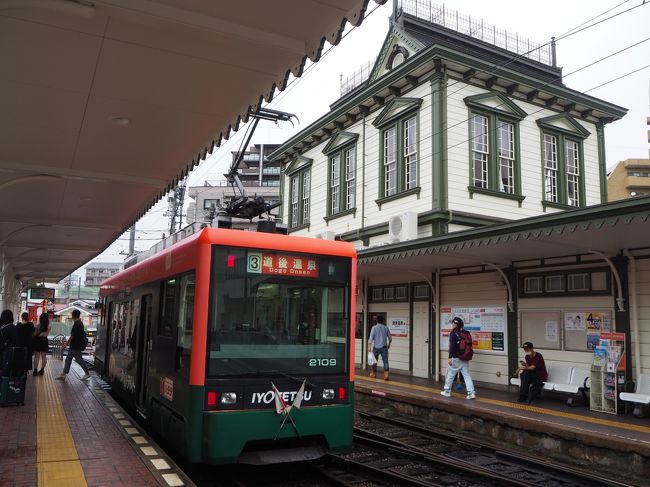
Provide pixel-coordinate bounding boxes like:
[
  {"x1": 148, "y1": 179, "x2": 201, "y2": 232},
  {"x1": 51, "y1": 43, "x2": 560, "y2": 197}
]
[
  {"x1": 186, "y1": 144, "x2": 281, "y2": 227},
  {"x1": 608, "y1": 109, "x2": 650, "y2": 200},
  {"x1": 607, "y1": 158, "x2": 650, "y2": 200},
  {"x1": 85, "y1": 262, "x2": 122, "y2": 286}
]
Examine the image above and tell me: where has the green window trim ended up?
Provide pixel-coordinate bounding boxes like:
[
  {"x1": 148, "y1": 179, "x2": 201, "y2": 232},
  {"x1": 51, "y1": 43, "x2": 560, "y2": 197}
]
[
  {"x1": 464, "y1": 92, "x2": 526, "y2": 199},
  {"x1": 288, "y1": 166, "x2": 311, "y2": 229},
  {"x1": 539, "y1": 131, "x2": 586, "y2": 209},
  {"x1": 467, "y1": 186, "x2": 526, "y2": 206},
  {"x1": 325, "y1": 142, "x2": 357, "y2": 217},
  {"x1": 324, "y1": 207, "x2": 356, "y2": 223},
  {"x1": 537, "y1": 114, "x2": 589, "y2": 209},
  {"x1": 373, "y1": 98, "x2": 422, "y2": 200},
  {"x1": 466, "y1": 110, "x2": 523, "y2": 197},
  {"x1": 375, "y1": 186, "x2": 421, "y2": 209}
]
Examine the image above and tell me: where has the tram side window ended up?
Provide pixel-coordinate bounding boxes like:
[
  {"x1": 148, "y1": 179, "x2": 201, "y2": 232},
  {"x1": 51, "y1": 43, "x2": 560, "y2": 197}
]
[
  {"x1": 160, "y1": 278, "x2": 176, "y2": 337},
  {"x1": 177, "y1": 272, "x2": 195, "y2": 351}
]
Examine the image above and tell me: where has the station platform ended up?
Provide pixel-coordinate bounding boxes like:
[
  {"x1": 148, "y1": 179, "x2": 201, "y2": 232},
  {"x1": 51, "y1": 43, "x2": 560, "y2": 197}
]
[
  {"x1": 0, "y1": 358, "x2": 190, "y2": 487},
  {"x1": 354, "y1": 368, "x2": 650, "y2": 482}
]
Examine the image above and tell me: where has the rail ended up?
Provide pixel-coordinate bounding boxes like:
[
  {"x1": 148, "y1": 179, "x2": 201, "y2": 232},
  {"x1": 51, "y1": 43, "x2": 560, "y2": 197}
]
[
  {"x1": 51, "y1": 334, "x2": 65, "y2": 360},
  {"x1": 354, "y1": 408, "x2": 629, "y2": 486}
]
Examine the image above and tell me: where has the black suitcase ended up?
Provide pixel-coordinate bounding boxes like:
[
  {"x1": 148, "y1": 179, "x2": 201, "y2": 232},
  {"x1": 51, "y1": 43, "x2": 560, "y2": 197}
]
[
  {"x1": 0, "y1": 347, "x2": 28, "y2": 406},
  {"x1": 1, "y1": 346, "x2": 28, "y2": 377},
  {"x1": 0, "y1": 375, "x2": 26, "y2": 406}
]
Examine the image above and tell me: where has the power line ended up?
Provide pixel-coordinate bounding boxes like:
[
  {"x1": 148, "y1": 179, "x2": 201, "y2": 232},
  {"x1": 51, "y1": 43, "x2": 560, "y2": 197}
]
[
  {"x1": 267, "y1": 2, "x2": 386, "y2": 109},
  {"x1": 431, "y1": 40, "x2": 650, "y2": 158},
  {"x1": 442, "y1": 0, "x2": 648, "y2": 113}
]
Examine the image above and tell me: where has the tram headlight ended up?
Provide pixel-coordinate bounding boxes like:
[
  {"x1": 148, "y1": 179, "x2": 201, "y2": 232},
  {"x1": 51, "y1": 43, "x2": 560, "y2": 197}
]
[
  {"x1": 322, "y1": 388, "x2": 335, "y2": 400},
  {"x1": 221, "y1": 392, "x2": 238, "y2": 405}
]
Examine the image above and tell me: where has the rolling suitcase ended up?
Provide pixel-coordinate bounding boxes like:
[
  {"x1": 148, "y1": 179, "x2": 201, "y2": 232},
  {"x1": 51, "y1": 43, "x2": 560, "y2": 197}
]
[
  {"x1": 0, "y1": 375, "x2": 26, "y2": 406},
  {"x1": 0, "y1": 346, "x2": 28, "y2": 406}
]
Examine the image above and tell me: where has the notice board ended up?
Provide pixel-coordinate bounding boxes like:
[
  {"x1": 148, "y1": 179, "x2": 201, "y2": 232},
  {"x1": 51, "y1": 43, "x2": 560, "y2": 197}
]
[
  {"x1": 520, "y1": 310, "x2": 562, "y2": 350},
  {"x1": 520, "y1": 309, "x2": 613, "y2": 351},
  {"x1": 440, "y1": 306, "x2": 507, "y2": 355}
]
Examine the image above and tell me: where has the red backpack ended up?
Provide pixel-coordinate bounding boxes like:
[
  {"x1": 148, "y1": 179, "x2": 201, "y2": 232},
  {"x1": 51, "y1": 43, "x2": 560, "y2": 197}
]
[{"x1": 457, "y1": 329, "x2": 474, "y2": 361}]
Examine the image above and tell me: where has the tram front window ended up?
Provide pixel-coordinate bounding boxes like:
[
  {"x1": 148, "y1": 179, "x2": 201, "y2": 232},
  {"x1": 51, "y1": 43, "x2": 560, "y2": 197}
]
[{"x1": 207, "y1": 247, "x2": 351, "y2": 377}]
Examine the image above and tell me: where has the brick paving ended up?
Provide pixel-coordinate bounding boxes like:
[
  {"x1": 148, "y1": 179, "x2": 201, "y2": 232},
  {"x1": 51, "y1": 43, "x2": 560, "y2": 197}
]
[
  {"x1": 1, "y1": 358, "x2": 161, "y2": 487},
  {"x1": 0, "y1": 371, "x2": 37, "y2": 487},
  {"x1": 50, "y1": 360, "x2": 159, "y2": 487}
]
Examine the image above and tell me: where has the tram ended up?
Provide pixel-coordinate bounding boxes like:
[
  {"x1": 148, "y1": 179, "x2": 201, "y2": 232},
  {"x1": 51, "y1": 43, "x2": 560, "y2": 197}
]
[{"x1": 96, "y1": 227, "x2": 356, "y2": 464}]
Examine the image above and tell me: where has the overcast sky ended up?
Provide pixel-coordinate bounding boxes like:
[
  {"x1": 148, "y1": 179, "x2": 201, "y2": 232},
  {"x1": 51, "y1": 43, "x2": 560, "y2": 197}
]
[{"x1": 85, "y1": 0, "x2": 650, "y2": 269}]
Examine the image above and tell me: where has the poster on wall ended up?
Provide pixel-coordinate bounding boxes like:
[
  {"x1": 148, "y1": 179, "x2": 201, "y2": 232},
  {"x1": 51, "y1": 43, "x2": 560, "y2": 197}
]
[
  {"x1": 388, "y1": 317, "x2": 408, "y2": 337},
  {"x1": 440, "y1": 306, "x2": 507, "y2": 354},
  {"x1": 564, "y1": 310, "x2": 612, "y2": 351}
]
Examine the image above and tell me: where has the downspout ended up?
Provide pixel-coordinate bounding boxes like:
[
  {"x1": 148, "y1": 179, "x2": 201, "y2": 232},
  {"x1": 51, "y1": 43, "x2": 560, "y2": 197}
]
[
  {"x1": 361, "y1": 113, "x2": 366, "y2": 232},
  {"x1": 623, "y1": 249, "x2": 640, "y2": 378},
  {"x1": 435, "y1": 268, "x2": 441, "y2": 381},
  {"x1": 361, "y1": 278, "x2": 368, "y2": 369}
]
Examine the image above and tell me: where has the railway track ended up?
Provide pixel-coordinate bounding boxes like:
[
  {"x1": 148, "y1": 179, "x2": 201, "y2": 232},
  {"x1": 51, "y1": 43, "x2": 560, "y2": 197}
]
[{"x1": 351, "y1": 408, "x2": 630, "y2": 487}]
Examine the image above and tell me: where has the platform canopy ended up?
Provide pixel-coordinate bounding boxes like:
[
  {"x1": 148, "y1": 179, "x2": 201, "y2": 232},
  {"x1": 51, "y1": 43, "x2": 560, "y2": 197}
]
[
  {"x1": 0, "y1": 0, "x2": 383, "y2": 284},
  {"x1": 357, "y1": 198, "x2": 650, "y2": 278}
]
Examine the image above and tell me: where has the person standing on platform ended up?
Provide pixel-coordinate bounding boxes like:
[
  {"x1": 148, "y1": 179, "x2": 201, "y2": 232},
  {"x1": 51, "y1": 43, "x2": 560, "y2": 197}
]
[
  {"x1": 16, "y1": 312, "x2": 35, "y2": 373},
  {"x1": 368, "y1": 315, "x2": 392, "y2": 380},
  {"x1": 32, "y1": 313, "x2": 50, "y2": 375},
  {"x1": 515, "y1": 341, "x2": 547, "y2": 404},
  {"x1": 56, "y1": 309, "x2": 90, "y2": 381},
  {"x1": 440, "y1": 317, "x2": 476, "y2": 399},
  {"x1": 0, "y1": 310, "x2": 17, "y2": 376}
]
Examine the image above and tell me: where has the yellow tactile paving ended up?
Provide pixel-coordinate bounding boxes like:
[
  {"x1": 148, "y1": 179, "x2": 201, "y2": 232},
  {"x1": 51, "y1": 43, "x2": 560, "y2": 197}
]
[
  {"x1": 358, "y1": 375, "x2": 650, "y2": 435},
  {"x1": 36, "y1": 368, "x2": 88, "y2": 487}
]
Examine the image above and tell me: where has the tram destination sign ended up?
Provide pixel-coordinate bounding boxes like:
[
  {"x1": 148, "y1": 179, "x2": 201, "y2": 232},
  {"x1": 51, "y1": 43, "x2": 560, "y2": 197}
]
[
  {"x1": 247, "y1": 252, "x2": 318, "y2": 278},
  {"x1": 28, "y1": 287, "x2": 55, "y2": 300}
]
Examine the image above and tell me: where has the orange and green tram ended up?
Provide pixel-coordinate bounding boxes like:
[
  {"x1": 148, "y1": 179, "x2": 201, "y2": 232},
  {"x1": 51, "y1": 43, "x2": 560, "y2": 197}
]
[{"x1": 96, "y1": 228, "x2": 357, "y2": 464}]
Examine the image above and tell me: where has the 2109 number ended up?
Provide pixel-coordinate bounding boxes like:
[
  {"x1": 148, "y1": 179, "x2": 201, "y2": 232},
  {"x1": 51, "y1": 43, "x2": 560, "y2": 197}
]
[{"x1": 309, "y1": 358, "x2": 337, "y2": 367}]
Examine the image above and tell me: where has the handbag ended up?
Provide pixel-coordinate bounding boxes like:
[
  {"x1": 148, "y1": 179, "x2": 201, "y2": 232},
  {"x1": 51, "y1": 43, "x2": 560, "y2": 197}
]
[{"x1": 367, "y1": 351, "x2": 377, "y2": 366}]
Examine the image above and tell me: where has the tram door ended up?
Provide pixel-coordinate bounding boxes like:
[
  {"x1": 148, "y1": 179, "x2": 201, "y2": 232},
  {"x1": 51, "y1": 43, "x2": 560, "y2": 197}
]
[
  {"x1": 412, "y1": 301, "x2": 430, "y2": 378},
  {"x1": 136, "y1": 294, "x2": 153, "y2": 410}
]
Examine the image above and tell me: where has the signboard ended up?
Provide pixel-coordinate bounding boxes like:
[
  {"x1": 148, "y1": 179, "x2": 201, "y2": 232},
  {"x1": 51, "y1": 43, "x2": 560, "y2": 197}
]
[
  {"x1": 247, "y1": 253, "x2": 318, "y2": 278},
  {"x1": 29, "y1": 287, "x2": 55, "y2": 300},
  {"x1": 440, "y1": 306, "x2": 507, "y2": 354},
  {"x1": 388, "y1": 317, "x2": 408, "y2": 337}
]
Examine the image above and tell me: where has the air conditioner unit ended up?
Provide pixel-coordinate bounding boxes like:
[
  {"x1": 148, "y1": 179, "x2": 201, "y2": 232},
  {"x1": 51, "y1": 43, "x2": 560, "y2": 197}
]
[
  {"x1": 388, "y1": 211, "x2": 418, "y2": 243},
  {"x1": 318, "y1": 231, "x2": 336, "y2": 240}
]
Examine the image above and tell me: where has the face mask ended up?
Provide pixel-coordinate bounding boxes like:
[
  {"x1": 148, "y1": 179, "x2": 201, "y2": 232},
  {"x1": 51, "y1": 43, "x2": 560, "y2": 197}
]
[{"x1": 525, "y1": 351, "x2": 532, "y2": 356}]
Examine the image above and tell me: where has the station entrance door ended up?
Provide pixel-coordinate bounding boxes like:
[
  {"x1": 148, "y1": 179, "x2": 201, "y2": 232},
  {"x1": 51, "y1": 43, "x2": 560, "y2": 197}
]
[{"x1": 412, "y1": 301, "x2": 430, "y2": 378}]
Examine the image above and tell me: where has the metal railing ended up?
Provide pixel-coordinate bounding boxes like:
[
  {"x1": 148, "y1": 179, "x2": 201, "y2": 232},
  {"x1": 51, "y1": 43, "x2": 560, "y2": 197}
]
[
  {"x1": 399, "y1": 0, "x2": 553, "y2": 65},
  {"x1": 340, "y1": 58, "x2": 377, "y2": 97},
  {"x1": 51, "y1": 334, "x2": 65, "y2": 360}
]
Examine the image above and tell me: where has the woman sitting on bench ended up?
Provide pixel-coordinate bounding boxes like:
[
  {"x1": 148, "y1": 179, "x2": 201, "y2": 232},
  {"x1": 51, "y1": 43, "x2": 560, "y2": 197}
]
[{"x1": 515, "y1": 341, "x2": 548, "y2": 404}]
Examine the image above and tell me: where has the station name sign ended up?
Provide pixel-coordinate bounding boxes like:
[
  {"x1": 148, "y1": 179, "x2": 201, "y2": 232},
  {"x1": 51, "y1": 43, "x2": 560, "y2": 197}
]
[{"x1": 247, "y1": 252, "x2": 318, "y2": 278}]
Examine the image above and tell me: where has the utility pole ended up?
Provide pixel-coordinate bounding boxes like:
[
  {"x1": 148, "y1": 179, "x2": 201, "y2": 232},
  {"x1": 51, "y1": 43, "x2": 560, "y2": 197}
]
[
  {"x1": 166, "y1": 179, "x2": 186, "y2": 235},
  {"x1": 128, "y1": 225, "x2": 136, "y2": 257}
]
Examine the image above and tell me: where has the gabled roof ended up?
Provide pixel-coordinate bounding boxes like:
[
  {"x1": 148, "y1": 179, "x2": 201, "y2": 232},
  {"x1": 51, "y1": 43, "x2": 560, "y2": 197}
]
[
  {"x1": 464, "y1": 92, "x2": 527, "y2": 120},
  {"x1": 322, "y1": 132, "x2": 360, "y2": 154},
  {"x1": 367, "y1": 21, "x2": 426, "y2": 84},
  {"x1": 372, "y1": 98, "x2": 423, "y2": 127},
  {"x1": 270, "y1": 8, "x2": 626, "y2": 165},
  {"x1": 537, "y1": 113, "x2": 591, "y2": 139}
]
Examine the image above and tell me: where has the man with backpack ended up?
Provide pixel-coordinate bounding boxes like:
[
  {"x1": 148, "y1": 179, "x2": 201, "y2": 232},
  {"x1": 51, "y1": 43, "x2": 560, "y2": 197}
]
[
  {"x1": 440, "y1": 316, "x2": 476, "y2": 399},
  {"x1": 56, "y1": 309, "x2": 90, "y2": 381}
]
